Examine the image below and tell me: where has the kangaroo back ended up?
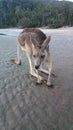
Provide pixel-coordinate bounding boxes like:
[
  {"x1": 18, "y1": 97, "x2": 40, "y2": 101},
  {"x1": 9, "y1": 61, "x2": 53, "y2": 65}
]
[{"x1": 18, "y1": 28, "x2": 46, "y2": 47}]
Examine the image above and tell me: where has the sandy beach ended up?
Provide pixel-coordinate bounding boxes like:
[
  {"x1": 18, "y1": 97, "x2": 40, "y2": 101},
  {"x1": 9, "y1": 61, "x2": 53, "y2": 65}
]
[{"x1": 0, "y1": 27, "x2": 73, "y2": 130}]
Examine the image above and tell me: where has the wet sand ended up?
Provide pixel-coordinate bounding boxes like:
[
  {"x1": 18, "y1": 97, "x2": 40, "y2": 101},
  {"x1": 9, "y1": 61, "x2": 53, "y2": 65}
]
[{"x1": 0, "y1": 28, "x2": 73, "y2": 130}]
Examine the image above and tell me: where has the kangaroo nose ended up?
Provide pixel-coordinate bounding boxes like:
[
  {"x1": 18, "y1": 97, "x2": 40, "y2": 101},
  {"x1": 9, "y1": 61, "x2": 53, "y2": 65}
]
[{"x1": 35, "y1": 65, "x2": 40, "y2": 69}]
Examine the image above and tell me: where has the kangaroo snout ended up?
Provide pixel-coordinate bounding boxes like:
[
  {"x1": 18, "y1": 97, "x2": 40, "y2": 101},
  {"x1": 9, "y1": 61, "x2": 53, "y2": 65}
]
[{"x1": 35, "y1": 65, "x2": 40, "y2": 69}]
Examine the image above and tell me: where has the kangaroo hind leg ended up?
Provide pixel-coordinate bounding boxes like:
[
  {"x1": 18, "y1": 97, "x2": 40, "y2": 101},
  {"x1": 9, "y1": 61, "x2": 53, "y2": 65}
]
[{"x1": 11, "y1": 44, "x2": 21, "y2": 65}]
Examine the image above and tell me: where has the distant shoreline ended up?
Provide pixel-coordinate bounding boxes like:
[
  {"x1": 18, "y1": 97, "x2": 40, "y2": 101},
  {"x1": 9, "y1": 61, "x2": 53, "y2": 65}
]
[{"x1": 0, "y1": 26, "x2": 73, "y2": 37}]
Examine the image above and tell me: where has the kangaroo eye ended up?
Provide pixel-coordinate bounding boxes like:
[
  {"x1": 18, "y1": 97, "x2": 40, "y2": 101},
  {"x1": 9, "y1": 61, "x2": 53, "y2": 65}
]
[{"x1": 41, "y1": 55, "x2": 45, "y2": 59}]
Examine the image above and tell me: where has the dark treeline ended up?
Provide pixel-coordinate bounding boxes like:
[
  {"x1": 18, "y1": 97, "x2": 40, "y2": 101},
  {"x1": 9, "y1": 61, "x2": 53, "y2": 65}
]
[{"x1": 0, "y1": 0, "x2": 73, "y2": 28}]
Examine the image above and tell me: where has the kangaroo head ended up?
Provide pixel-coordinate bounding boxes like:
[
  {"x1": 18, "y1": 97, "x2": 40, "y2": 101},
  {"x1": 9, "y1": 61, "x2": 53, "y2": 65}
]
[{"x1": 30, "y1": 35, "x2": 51, "y2": 69}]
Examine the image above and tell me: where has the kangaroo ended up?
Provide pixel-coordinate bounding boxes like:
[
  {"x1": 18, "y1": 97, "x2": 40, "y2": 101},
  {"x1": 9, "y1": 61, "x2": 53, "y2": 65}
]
[{"x1": 12, "y1": 28, "x2": 53, "y2": 87}]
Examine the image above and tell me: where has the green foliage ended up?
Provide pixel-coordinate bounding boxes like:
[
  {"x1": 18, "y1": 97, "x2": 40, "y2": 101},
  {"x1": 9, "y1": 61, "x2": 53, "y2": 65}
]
[{"x1": 0, "y1": 0, "x2": 73, "y2": 28}]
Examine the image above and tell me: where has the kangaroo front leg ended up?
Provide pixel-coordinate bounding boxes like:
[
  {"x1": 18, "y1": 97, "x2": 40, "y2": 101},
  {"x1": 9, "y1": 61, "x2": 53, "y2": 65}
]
[
  {"x1": 46, "y1": 62, "x2": 53, "y2": 87},
  {"x1": 26, "y1": 53, "x2": 44, "y2": 83},
  {"x1": 26, "y1": 53, "x2": 35, "y2": 75},
  {"x1": 47, "y1": 67, "x2": 52, "y2": 86}
]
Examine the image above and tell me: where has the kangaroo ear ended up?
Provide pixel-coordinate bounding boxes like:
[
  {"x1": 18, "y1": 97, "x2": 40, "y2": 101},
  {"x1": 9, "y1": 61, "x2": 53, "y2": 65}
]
[
  {"x1": 42, "y1": 36, "x2": 51, "y2": 50},
  {"x1": 30, "y1": 35, "x2": 39, "y2": 47}
]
